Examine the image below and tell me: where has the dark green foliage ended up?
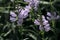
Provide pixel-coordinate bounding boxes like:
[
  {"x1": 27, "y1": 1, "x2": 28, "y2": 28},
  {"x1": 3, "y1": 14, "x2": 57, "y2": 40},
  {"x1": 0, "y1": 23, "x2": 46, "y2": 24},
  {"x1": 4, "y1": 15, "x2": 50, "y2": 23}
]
[{"x1": 0, "y1": 0, "x2": 60, "y2": 40}]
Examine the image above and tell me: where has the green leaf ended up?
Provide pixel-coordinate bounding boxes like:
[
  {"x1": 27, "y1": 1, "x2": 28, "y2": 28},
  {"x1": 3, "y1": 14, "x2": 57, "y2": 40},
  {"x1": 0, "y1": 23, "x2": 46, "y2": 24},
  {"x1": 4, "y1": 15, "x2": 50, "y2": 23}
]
[{"x1": 27, "y1": 33, "x2": 37, "y2": 40}]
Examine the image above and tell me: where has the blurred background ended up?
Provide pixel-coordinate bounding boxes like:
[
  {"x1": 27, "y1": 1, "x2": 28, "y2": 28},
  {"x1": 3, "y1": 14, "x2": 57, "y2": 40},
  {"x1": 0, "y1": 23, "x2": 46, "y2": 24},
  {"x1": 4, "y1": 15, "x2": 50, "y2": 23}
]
[{"x1": 0, "y1": 0, "x2": 60, "y2": 40}]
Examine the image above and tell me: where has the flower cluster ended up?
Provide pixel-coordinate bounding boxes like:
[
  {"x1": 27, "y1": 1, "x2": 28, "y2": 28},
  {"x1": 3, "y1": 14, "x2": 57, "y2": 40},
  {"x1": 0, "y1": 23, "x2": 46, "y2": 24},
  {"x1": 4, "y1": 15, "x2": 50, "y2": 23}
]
[
  {"x1": 34, "y1": 11, "x2": 60, "y2": 32},
  {"x1": 46, "y1": 12, "x2": 60, "y2": 20},
  {"x1": 10, "y1": 0, "x2": 60, "y2": 31},
  {"x1": 24, "y1": 0, "x2": 39, "y2": 11},
  {"x1": 17, "y1": 0, "x2": 39, "y2": 25},
  {"x1": 17, "y1": 5, "x2": 31, "y2": 25},
  {"x1": 34, "y1": 15, "x2": 51, "y2": 32}
]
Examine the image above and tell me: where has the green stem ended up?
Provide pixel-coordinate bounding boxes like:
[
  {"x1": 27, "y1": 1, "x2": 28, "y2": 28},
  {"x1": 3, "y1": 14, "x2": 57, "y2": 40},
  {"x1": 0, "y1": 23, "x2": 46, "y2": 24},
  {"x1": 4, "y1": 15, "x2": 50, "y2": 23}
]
[
  {"x1": 50, "y1": 0, "x2": 55, "y2": 28},
  {"x1": 41, "y1": 31, "x2": 45, "y2": 40},
  {"x1": 38, "y1": 4, "x2": 45, "y2": 40},
  {"x1": 15, "y1": 1, "x2": 28, "y2": 5}
]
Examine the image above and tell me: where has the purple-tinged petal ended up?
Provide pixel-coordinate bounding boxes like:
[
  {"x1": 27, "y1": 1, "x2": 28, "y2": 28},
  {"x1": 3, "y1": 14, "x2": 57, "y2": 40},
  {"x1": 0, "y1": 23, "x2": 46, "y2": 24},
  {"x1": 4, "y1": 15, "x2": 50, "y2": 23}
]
[
  {"x1": 10, "y1": 11, "x2": 17, "y2": 17},
  {"x1": 56, "y1": 15, "x2": 60, "y2": 19},
  {"x1": 34, "y1": 19, "x2": 40, "y2": 25},
  {"x1": 18, "y1": 9, "x2": 29, "y2": 18},
  {"x1": 47, "y1": 12, "x2": 51, "y2": 17},
  {"x1": 44, "y1": 26, "x2": 51, "y2": 32},
  {"x1": 43, "y1": 20, "x2": 48, "y2": 25},
  {"x1": 42, "y1": 15, "x2": 45, "y2": 19},
  {"x1": 10, "y1": 16, "x2": 16, "y2": 22},
  {"x1": 39, "y1": 25, "x2": 44, "y2": 31},
  {"x1": 17, "y1": 18, "x2": 23, "y2": 26},
  {"x1": 46, "y1": 17, "x2": 51, "y2": 20}
]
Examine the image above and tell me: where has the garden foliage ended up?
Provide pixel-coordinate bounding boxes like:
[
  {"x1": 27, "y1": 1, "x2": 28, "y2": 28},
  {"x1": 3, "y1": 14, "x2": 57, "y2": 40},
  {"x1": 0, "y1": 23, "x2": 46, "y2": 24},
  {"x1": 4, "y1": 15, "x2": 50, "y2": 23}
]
[{"x1": 0, "y1": 0, "x2": 60, "y2": 40}]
